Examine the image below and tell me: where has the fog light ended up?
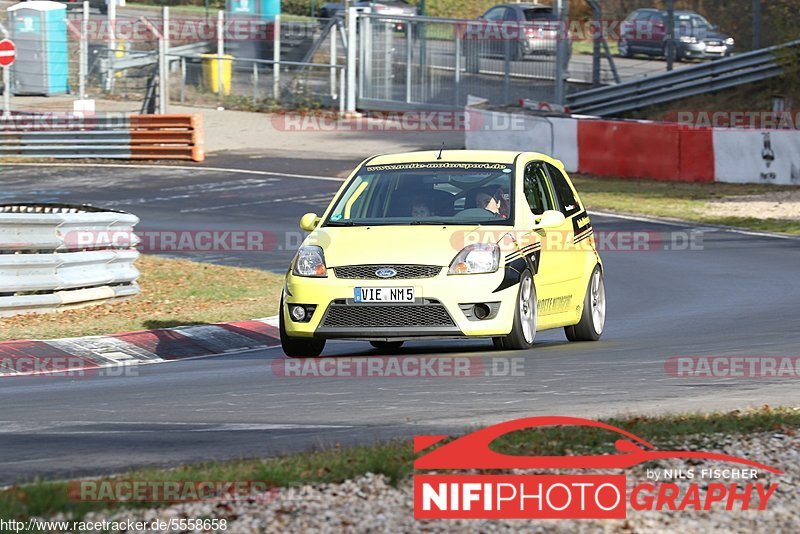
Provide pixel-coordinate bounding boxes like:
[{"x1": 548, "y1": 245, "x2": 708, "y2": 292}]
[
  {"x1": 474, "y1": 303, "x2": 491, "y2": 320},
  {"x1": 290, "y1": 305, "x2": 306, "y2": 321}
]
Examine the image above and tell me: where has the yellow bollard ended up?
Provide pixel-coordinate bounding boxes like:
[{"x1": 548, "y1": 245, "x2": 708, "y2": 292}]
[{"x1": 201, "y1": 54, "x2": 233, "y2": 96}]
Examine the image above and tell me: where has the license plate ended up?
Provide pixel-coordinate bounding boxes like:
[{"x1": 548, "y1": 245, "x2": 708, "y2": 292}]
[
  {"x1": 354, "y1": 287, "x2": 415, "y2": 303},
  {"x1": 706, "y1": 46, "x2": 725, "y2": 53}
]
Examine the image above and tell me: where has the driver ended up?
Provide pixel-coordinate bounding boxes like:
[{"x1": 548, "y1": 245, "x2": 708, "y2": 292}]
[{"x1": 472, "y1": 186, "x2": 510, "y2": 218}]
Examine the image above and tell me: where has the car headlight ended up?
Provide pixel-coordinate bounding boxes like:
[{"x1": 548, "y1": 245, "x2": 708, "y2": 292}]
[
  {"x1": 679, "y1": 36, "x2": 697, "y2": 43},
  {"x1": 293, "y1": 246, "x2": 327, "y2": 277},
  {"x1": 448, "y1": 243, "x2": 500, "y2": 275},
  {"x1": 725, "y1": 37, "x2": 734, "y2": 46}
]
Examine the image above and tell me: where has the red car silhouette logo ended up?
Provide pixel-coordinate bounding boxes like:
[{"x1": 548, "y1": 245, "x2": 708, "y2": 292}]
[{"x1": 414, "y1": 416, "x2": 782, "y2": 473}]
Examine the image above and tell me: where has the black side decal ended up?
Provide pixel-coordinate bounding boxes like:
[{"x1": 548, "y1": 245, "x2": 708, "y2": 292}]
[{"x1": 493, "y1": 257, "x2": 527, "y2": 293}]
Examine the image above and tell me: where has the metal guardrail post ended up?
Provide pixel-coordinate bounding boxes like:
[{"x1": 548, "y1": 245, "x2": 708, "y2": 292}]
[
  {"x1": 180, "y1": 56, "x2": 186, "y2": 104},
  {"x1": 80, "y1": 1, "x2": 88, "y2": 100},
  {"x1": 107, "y1": 0, "x2": 116, "y2": 92},
  {"x1": 330, "y1": 23, "x2": 337, "y2": 99},
  {"x1": 454, "y1": 27, "x2": 461, "y2": 107},
  {"x1": 554, "y1": 0, "x2": 566, "y2": 105},
  {"x1": 503, "y1": 40, "x2": 511, "y2": 105},
  {"x1": 405, "y1": 23, "x2": 412, "y2": 103},
  {"x1": 666, "y1": 0, "x2": 675, "y2": 72},
  {"x1": 753, "y1": 0, "x2": 762, "y2": 50},
  {"x1": 346, "y1": 7, "x2": 358, "y2": 113},
  {"x1": 273, "y1": 14, "x2": 281, "y2": 101},
  {"x1": 253, "y1": 62, "x2": 259, "y2": 104},
  {"x1": 160, "y1": 6, "x2": 169, "y2": 114}
]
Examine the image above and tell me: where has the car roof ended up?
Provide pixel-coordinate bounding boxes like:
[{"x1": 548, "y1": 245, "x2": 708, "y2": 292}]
[
  {"x1": 364, "y1": 149, "x2": 552, "y2": 166},
  {"x1": 496, "y1": 3, "x2": 551, "y2": 9}
]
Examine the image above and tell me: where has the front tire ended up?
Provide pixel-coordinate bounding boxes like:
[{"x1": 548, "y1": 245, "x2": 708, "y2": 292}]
[
  {"x1": 495, "y1": 270, "x2": 536, "y2": 350},
  {"x1": 565, "y1": 265, "x2": 605, "y2": 342},
  {"x1": 279, "y1": 296, "x2": 325, "y2": 358}
]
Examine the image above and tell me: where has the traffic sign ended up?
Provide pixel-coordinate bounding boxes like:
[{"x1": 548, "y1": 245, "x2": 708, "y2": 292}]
[{"x1": 0, "y1": 40, "x2": 15, "y2": 68}]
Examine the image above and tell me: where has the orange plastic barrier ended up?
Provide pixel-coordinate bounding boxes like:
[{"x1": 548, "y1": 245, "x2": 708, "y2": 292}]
[{"x1": 129, "y1": 114, "x2": 205, "y2": 162}]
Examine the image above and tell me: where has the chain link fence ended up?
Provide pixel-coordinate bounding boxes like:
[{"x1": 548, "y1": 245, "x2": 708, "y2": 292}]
[{"x1": 357, "y1": 13, "x2": 566, "y2": 110}]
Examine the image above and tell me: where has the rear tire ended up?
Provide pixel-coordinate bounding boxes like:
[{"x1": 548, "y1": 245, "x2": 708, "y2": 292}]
[
  {"x1": 370, "y1": 341, "x2": 404, "y2": 351},
  {"x1": 565, "y1": 266, "x2": 605, "y2": 342},
  {"x1": 280, "y1": 296, "x2": 325, "y2": 358},
  {"x1": 496, "y1": 270, "x2": 536, "y2": 350}
]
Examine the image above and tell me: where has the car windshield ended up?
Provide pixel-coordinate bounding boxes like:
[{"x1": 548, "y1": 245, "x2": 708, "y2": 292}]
[
  {"x1": 523, "y1": 9, "x2": 557, "y2": 21},
  {"x1": 675, "y1": 13, "x2": 712, "y2": 31},
  {"x1": 324, "y1": 162, "x2": 514, "y2": 226}
]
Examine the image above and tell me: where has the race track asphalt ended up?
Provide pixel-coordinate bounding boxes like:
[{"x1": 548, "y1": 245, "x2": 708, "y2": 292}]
[{"x1": 1, "y1": 163, "x2": 799, "y2": 485}]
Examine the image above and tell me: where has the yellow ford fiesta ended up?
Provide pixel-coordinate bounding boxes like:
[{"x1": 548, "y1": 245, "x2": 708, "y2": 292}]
[{"x1": 280, "y1": 149, "x2": 605, "y2": 357}]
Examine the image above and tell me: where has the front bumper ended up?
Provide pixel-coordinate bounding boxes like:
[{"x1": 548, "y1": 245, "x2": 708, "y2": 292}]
[
  {"x1": 284, "y1": 266, "x2": 517, "y2": 340},
  {"x1": 679, "y1": 42, "x2": 732, "y2": 59}
]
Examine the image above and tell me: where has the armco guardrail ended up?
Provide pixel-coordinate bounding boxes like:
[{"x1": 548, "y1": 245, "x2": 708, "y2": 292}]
[
  {"x1": 0, "y1": 114, "x2": 205, "y2": 161},
  {"x1": 0, "y1": 204, "x2": 140, "y2": 317},
  {"x1": 566, "y1": 39, "x2": 800, "y2": 116}
]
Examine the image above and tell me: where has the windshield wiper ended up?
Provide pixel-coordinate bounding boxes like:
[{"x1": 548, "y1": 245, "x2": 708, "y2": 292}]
[
  {"x1": 410, "y1": 219, "x2": 450, "y2": 225},
  {"x1": 326, "y1": 220, "x2": 356, "y2": 226}
]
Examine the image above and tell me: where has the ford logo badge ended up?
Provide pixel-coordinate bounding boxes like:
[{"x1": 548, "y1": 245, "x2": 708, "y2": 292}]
[{"x1": 375, "y1": 268, "x2": 397, "y2": 278}]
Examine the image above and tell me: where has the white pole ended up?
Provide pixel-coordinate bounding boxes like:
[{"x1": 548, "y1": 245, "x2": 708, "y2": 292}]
[
  {"x1": 217, "y1": 10, "x2": 224, "y2": 97},
  {"x1": 80, "y1": 1, "x2": 88, "y2": 100},
  {"x1": 3, "y1": 67, "x2": 10, "y2": 118},
  {"x1": 346, "y1": 7, "x2": 357, "y2": 113},
  {"x1": 161, "y1": 5, "x2": 169, "y2": 113},
  {"x1": 273, "y1": 14, "x2": 281, "y2": 100},
  {"x1": 107, "y1": 0, "x2": 116, "y2": 91},
  {"x1": 330, "y1": 23, "x2": 337, "y2": 99}
]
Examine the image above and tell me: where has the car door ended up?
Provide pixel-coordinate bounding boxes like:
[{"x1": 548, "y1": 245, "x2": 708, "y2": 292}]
[
  {"x1": 625, "y1": 11, "x2": 649, "y2": 52},
  {"x1": 481, "y1": 6, "x2": 509, "y2": 56},
  {"x1": 520, "y1": 160, "x2": 570, "y2": 315},
  {"x1": 543, "y1": 162, "x2": 593, "y2": 288},
  {"x1": 647, "y1": 13, "x2": 667, "y2": 53}
]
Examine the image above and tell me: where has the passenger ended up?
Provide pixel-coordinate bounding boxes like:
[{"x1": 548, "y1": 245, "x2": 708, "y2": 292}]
[{"x1": 410, "y1": 198, "x2": 433, "y2": 218}]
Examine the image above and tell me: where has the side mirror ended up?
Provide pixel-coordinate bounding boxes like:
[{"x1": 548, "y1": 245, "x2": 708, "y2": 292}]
[
  {"x1": 533, "y1": 210, "x2": 565, "y2": 229},
  {"x1": 299, "y1": 212, "x2": 321, "y2": 232}
]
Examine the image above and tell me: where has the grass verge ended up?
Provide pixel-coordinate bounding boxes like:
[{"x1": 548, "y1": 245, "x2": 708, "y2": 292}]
[
  {"x1": 572, "y1": 39, "x2": 619, "y2": 56},
  {"x1": 0, "y1": 255, "x2": 283, "y2": 342},
  {"x1": 573, "y1": 174, "x2": 800, "y2": 234},
  {"x1": 1, "y1": 406, "x2": 796, "y2": 521}
]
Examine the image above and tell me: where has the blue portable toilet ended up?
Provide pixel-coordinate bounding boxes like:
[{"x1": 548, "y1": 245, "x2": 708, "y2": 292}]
[
  {"x1": 226, "y1": 0, "x2": 281, "y2": 59},
  {"x1": 8, "y1": 1, "x2": 69, "y2": 96},
  {"x1": 228, "y1": 0, "x2": 281, "y2": 20}
]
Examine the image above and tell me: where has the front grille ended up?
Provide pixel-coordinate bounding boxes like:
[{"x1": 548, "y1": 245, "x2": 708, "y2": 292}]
[
  {"x1": 333, "y1": 264, "x2": 442, "y2": 279},
  {"x1": 321, "y1": 303, "x2": 455, "y2": 328}
]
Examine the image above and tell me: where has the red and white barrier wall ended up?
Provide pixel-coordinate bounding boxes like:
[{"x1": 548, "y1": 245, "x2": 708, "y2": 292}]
[{"x1": 466, "y1": 109, "x2": 800, "y2": 185}]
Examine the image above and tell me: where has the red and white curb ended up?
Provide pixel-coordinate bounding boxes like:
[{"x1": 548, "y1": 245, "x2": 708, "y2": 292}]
[{"x1": 0, "y1": 316, "x2": 281, "y2": 377}]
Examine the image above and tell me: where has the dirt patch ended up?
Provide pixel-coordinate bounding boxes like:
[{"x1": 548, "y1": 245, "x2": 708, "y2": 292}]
[{"x1": 705, "y1": 190, "x2": 800, "y2": 220}]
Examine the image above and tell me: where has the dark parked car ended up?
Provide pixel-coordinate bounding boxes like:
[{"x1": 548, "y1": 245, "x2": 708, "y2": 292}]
[
  {"x1": 619, "y1": 9, "x2": 734, "y2": 61},
  {"x1": 471, "y1": 2, "x2": 571, "y2": 60}
]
